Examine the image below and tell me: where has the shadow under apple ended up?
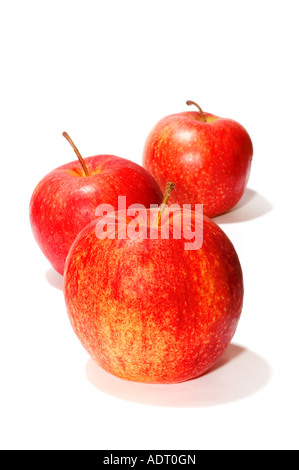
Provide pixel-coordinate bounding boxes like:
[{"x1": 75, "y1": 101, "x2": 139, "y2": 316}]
[
  {"x1": 45, "y1": 268, "x2": 63, "y2": 291},
  {"x1": 85, "y1": 343, "x2": 272, "y2": 408},
  {"x1": 213, "y1": 188, "x2": 273, "y2": 224}
]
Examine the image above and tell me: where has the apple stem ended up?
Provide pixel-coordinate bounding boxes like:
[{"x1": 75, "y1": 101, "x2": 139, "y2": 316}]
[
  {"x1": 62, "y1": 132, "x2": 91, "y2": 177},
  {"x1": 157, "y1": 182, "x2": 176, "y2": 226},
  {"x1": 186, "y1": 100, "x2": 206, "y2": 122}
]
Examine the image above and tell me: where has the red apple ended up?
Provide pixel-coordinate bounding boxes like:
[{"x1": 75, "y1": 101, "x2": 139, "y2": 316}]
[
  {"x1": 64, "y1": 184, "x2": 244, "y2": 384},
  {"x1": 30, "y1": 132, "x2": 163, "y2": 275},
  {"x1": 143, "y1": 100, "x2": 253, "y2": 218}
]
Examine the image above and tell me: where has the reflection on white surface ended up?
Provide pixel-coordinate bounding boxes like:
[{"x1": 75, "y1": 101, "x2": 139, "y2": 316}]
[{"x1": 85, "y1": 343, "x2": 272, "y2": 407}]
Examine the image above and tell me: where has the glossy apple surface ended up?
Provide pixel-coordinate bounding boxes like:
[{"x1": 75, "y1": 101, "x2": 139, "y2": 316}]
[
  {"x1": 30, "y1": 150, "x2": 163, "y2": 275},
  {"x1": 142, "y1": 101, "x2": 253, "y2": 218},
  {"x1": 64, "y1": 207, "x2": 244, "y2": 384}
]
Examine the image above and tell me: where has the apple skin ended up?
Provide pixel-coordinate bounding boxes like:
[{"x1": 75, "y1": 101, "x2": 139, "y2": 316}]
[
  {"x1": 63, "y1": 210, "x2": 243, "y2": 384},
  {"x1": 142, "y1": 109, "x2": 253, "y2": 218},
  {"x1": 29, "y1": 155, "x2": 163, "y2": 275}
]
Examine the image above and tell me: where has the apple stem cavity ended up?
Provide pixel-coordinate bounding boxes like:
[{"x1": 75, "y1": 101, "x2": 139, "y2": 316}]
[
  {"x1": 186, "y1": 100, "x2": 206, "y2": 122},
  {"x1": 157, "y1": 182, "x2": 176, "y2": 226},
  {"x1": 62, "y1": 132, "x2": 91, "y2": 177}
]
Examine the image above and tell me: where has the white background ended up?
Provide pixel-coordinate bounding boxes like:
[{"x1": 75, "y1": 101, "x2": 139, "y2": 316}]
[{"x1": 1, "y1": 0, "x2": 298, "y2": 450}]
